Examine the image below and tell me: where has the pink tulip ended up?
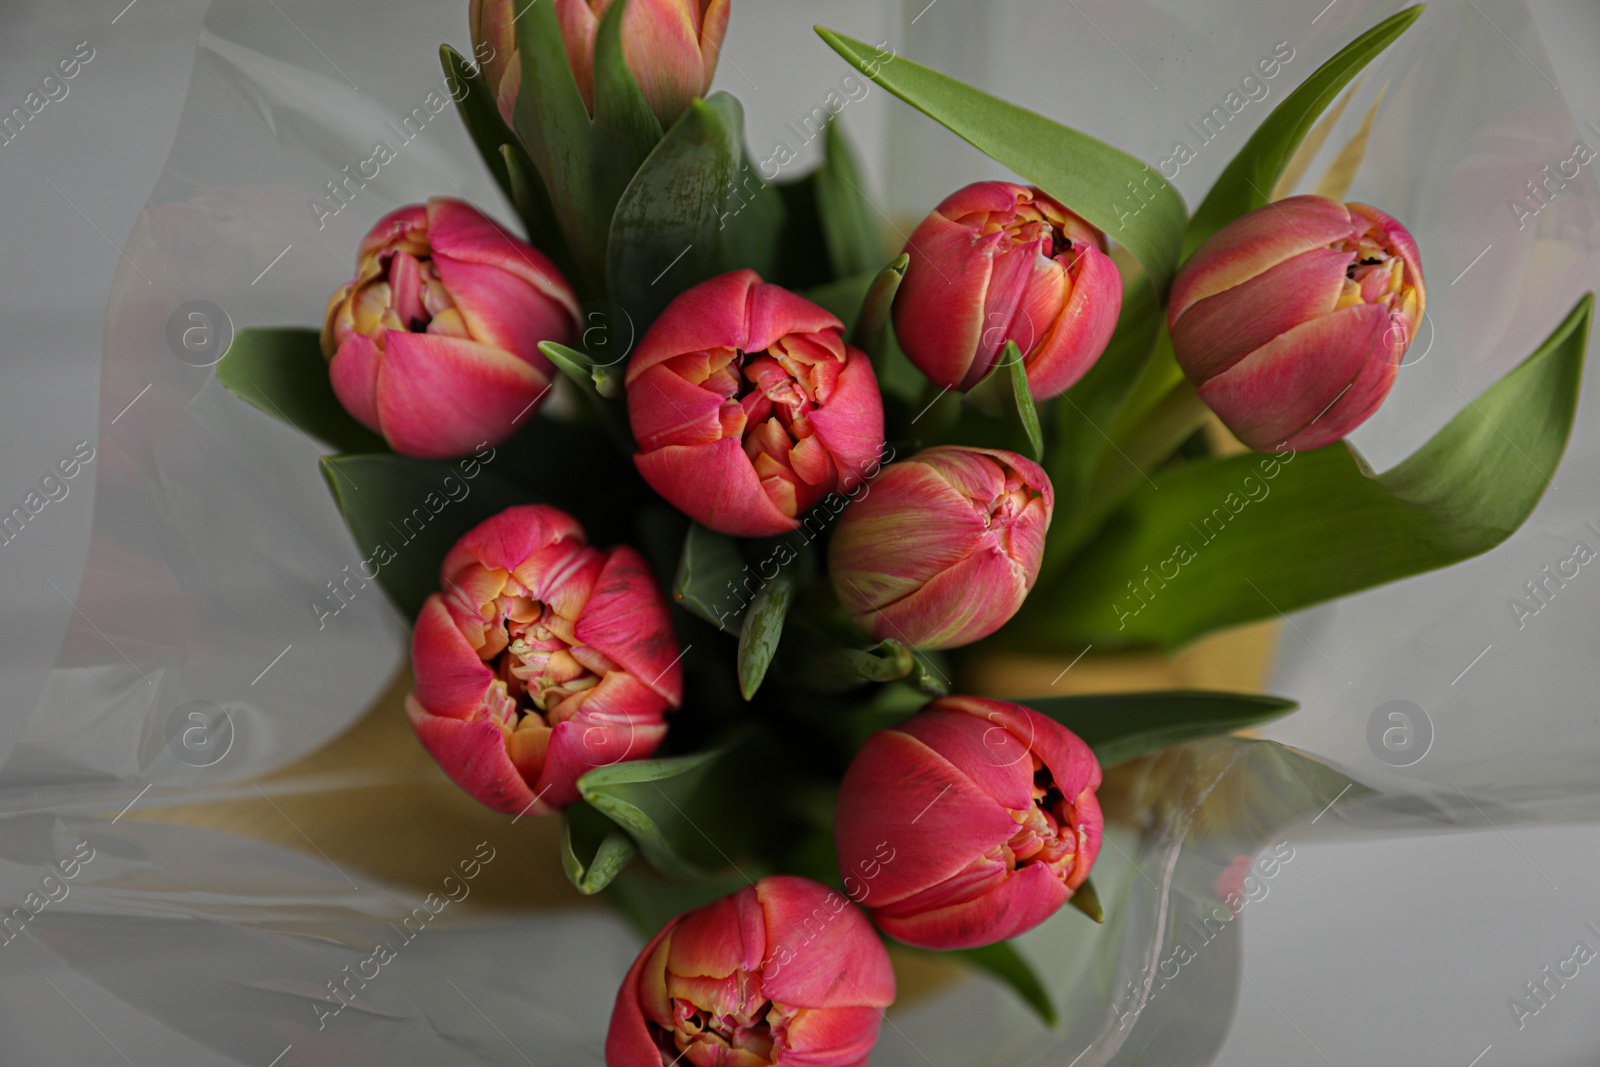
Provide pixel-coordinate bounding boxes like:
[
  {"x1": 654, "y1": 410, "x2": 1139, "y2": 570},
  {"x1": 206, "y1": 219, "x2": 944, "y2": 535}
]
[
  {"x1": 893, "y1": 181, "x2": 1122, "y2": 400},
  {"x1": 606, "y1": 875, "x2": 894, "y2": 1067},
  {"x1": 626, "y1": 269, "x2": 886, "y2": 538},
  {"x1": 407, "y1": 505, "x2": 681, "y2": 816},
  {"x1": 835, "y1": 696, "x2": 1103, "y2": 950},
  {"x1": 321, "y1": 198, "x2": 578, "y2": 459},
  {"x1": 829, "y1": 446, "x2": 1052, "y2": 651},
  {"x1": 471, "y1": 0, "x2": 731, "y2": 130},
  {"x1": 1168, "y1": 194, "x2": 1426, "y2": 451}
]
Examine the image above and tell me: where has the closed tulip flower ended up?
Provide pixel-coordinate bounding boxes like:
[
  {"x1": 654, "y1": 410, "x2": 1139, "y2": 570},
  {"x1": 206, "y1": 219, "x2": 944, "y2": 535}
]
[
  {"x1": 407, "y1": 505, "x2": 681, "y2": 816},
  {"x1": 829, "y1": 446, "x2": 1052, "y2": 651},
  {"x1": 606, "y1": 875, "x2": 894, "y2": 1067},
  {"x1": 472, "y1": 0, "x2": 731, "y2": 129},
  {"x1": 835, "y1": 696, "x2": 1103, "y2": 950},
  {"x1": 626, "y1": 269, "x2": 886, "y2": 537},
  {"x1": 321, "y1": 198, "x2": 578, "y2": 459},
  {"x1": 894, "y1": 181, "x2": 1121, "y2": 400},
  {"x1": 1168, "y1": 194, "x2": 1426, "y2": 451}
]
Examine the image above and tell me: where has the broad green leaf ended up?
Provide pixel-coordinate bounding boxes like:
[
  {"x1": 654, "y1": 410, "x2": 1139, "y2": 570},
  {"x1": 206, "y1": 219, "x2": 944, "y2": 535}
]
[
  {"x1": 319, "y1": 453, "x2": 531, "y2": 618},
  {"x1": 1068, "y1": 876, "x2": 1104, "y2": 923},
  {"x1": 560, "y1": 801, "x2": 637, "y2": 895},
  {"x1": 513, "y1": 0, "x2": 601, "y2": 287},
  {"x1": 591, "y1": 0, "x2": 663, "y2": 228},
  {"x1": 738, "y1": 573, "x2": 793, "y2": 700},
  {"x1": 1017, "y1": 294, "x2": 1592, "y2": 649},
  {"x1": 1003, "y1": 343, "x2": 1044, "y2": 462},
  {"x1": 218, "y1": 328, "x2": 386, "y2": 454},
  {"x1": 608, "y1": 94, "x2": 784, "y2": 329},
  {"x1": 1025, "y1": 691, "x2": 1297, "y2": 768},
  {"x1": 853, "y1": 255, "x2": 908, "y2": 373},
  {"x1": 1184, "y1": 6, "x2": 1423, "y2": 257},
  {"x1": 814, "y1": 121, "x2": 889, "y2": 277},
  {"x1": 578, "y1": 748, "x2": 727, "y2": 880},
  {"x1": 944, "y1": 941, "x2": 1057, "y2": 1027},
  {"x1": 1042, "y1": 269, "x2": 1160, "y2": 573},
  {"x1": 441, "y1": 44, "x2": 514, "y2": 205},
  {"x1": 499, "y1": 143, "x2": 575, "y2": 284},
  {"x1": 673, "y1": 523, "x2": 746, "y2": 632},
  {"x1": 816, "y1": 28, "x2": 1186, "y2": 294}
]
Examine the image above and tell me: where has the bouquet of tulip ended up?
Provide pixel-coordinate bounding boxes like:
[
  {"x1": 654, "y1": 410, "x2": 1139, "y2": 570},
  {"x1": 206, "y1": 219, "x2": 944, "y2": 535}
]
[{"x1": 214, "y1": 1, "x2": 1590, "y2": 1061}]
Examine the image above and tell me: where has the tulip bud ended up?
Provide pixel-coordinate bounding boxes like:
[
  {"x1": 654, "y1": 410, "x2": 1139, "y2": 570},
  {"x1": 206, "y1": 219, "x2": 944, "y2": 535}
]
[
  {"x1": 407, "y1": 505, "x2": 681, "y2": 816},
  {"x1": 472, "y1": 0, "x2": 731, "y2": 130},
  {"x1": 835, "y1": 696, "x2": 1103, "y2": 950},
  {"x1": 605, "y1": 875, "x2": 895, "y2": 1066},
  {"x1": 321, "y1": 198, "x2": 579, "y2": 459},
  {"x1": 626, "y1": 269, "x2": 886, "y2": 538},
  {"x1": 829, "y1": 446, "x2": 1052, "y2": 651},
  {"x1": 1168, "y1": 194, "x2": 1426, "y2": 451},
  {"x1": 893, "y1": 181, "x2": 1122, "y2": 400}
]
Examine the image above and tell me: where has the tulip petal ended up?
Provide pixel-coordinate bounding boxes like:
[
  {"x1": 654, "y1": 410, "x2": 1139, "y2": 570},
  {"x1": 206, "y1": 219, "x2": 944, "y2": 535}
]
[
  {"x1": 442, "y1": 504, "x2": 588, "y2": 580},
  {"x1": 1024, "y1": 244, "x2": 1122, "y2": 399},
  {"x1": 406, "y1": 695, "x2": 543, "y2": 815},
  {"x1": 430, "y1": 252, "x2": 572, "y2": 367},
  {"x1": 757, "y1": 876, "x2": 895, "y2": 1009},
  {"x1": 376, "y1": 332, "x2": 549, "y2": 459},
  {"x1": 893, "y1": 212, "x2": 994, "y2": 390},
  {"x1": 411, "y1": 595, "x2": 496, "y2": 718},
  {"x1": 1168, "y1": 194, "x2": 1358, "y2": 323},
  {"x1": 636, "y1": 438, "x2": 799, "y2": 536},
  {"x1": 605, "y1": 917, "x2": 680, "y2": 1066},
  {"x1": 425, "y1": 198, "x2": 579, "y2": 319},
  {"x1": 327, "y1": 333, "x2": 384, "y2": 434},
  {"x1": 1173, "y1": 246, "x2": 1352, "y2": 383},
  {"x1": 627, "y1": 269, "x2": 759, "y2": 384},
  {"x1": 892, "y1": 703, "x2": 1035, "y2": 810},
  {"x1": 624, "y1": 0, "x2": 711, "y2": 124},
  {"x1": 805, "y1": 347, "x2": 885, "y2": 490},
  {"x1": 778, "y1": 1006, "x2": 883, "y2": 1067},
  {"x1": 874, "y1": 860, "x2": 1068, "y2": 950},
  {"x1": 746, "y1": 283, "x2": 845, "y2": 354},
  {"x1": 627, "y1": 362, "x2": 731, "y2": 452},
  {"x1": 575, "y1": 547, "x2": 684, "y2": 705},
  {"x1": 669, "y1": 888, "x2": 765, "y2": 979},
  {"x1": 835, "y1": 731, "x2": 1020, "y2": 910},
  {"x1": 1200, "y1": 302, "x2": 1391, "y2": 450},
  {"x1": 864, "y1": 539, "x2": 1029, "y2": 651},
  {"x1": 537, "y1": 705, "x2": 668, "y2": 808}
]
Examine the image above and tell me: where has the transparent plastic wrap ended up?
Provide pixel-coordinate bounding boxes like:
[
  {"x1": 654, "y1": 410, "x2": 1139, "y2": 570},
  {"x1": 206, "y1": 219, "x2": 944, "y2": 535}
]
[{"x1": 3, "y1": 1, "x2": 1597, "y2": 1065}]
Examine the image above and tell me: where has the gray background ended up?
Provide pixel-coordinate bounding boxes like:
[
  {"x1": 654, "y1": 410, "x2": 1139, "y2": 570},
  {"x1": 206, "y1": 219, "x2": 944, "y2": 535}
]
[{"x1": 2, "y1": 0, "x2": 1600, "y2": 1064}]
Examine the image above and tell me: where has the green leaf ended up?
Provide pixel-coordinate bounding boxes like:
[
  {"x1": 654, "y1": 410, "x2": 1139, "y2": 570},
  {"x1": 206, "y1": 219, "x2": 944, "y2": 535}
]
[
  {"x1": 1068, "y1": 876, "x2": 1104, "y2": 923},
  {"x1": 1042, "y1": 272, "x2": 1162, "y2": 570},
  {"x1": 578, "y1": 749, "x2": 726, "y2": 880},
  {"x1": 218, "y1": 328, "x2": 387, "y2": 454},
  {"x1": 441, "y1": 44, "x2": 514, "y2": 205},
  {"x1": 512, "y1": 0, "x2": 601, "y2": 287},
  {"x1": 738, "y1": 573, "x2": 794, "y2": 700},
  {"x1": 1003, "y1": 343, "x2": 1044, "y2": 462},
  {"x1": 538, "y1": 341, "x2": 633, "y2": 452},
  {"x1": 944, "y1": 941, "x2": 1057, "y2": 1027},
  {"x1": 814, "y1": 121, "x2": 888, "y2": 278},
  {"x1": 608, "y1": 870, "x2": 752, "y2": 938},
  {"x1": 560, "y1": 801, "x2": 637, "y2": 895},
  {"x1": 673, "y1": 523, "x2": 746, "y2": 632},
  {"x1": 853, "y1": 254, "x2": 909, "y2": 373},
  {"x1": 1184, "y1": 6, "x2": 1423, "y2": 257},
  {"x1": 1018, "y1": 295, "x2": 1592, "y2": 649},
  {"x1": 608, "y1": 93, "x2": 785, "y2": 329},
  {"x1": 815, "y1": 28, "x2": 1186, "y2": 295},
  {"x1": 319, "y1": 453, "x2": 531, "y2": 619},
  {"x1": 499, "y1": 143, "x2": 575, "y2": 284},
  {"x1": 590, "y1": 0, "x2": 663, "y2": 228},
  {"x1": 1025, "y1": 691, "x2": 1298, "y2": 767}
]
